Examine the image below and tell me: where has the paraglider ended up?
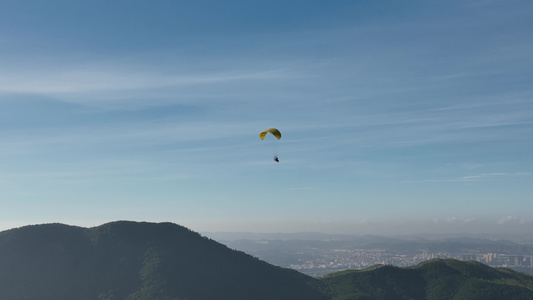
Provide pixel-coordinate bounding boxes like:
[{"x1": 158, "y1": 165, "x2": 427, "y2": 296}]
[
  {"x1": 259, "y1": 128, "x2": 281, "y2": 140},
  {"x1": 260, "y1": 128, "x2": 281, "y2": 162}
]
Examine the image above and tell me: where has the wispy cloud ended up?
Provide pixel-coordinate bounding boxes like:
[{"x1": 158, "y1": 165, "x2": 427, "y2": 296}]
[
  {"x1": 0, "y1": 64, "x2": 292, "y2": 97},
  {"x1": 0, "y1": 119, "x2": 257, "y2": 154},
  {"x1": 404, "y1": 172, "x2": 531, "y2": 184},
  {"x1": 456, "y1": 173, "x2": 531, "y2": 182},
  {"x1": 497, "y1": 216, "x2": 518, "y2": 225}
]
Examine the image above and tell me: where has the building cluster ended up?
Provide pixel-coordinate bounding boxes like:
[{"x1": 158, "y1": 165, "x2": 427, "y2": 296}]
[{"x1": 418, "y1": 251, "x2": 533, "y2": 268}]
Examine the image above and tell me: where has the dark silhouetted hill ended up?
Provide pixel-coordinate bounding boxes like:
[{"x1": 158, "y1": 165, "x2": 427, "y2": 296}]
[
  {"x1": 0, "y1": 221, "x2": 326, "y2": 300},
  {"x1": 321, "y1": 258, "x2": 533, "y2": 300}
]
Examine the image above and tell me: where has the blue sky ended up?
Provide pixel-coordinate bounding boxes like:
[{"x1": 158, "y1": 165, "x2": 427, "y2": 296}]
[{"x1": 1, "y1": 1, "x2": 532, "y2": 234}]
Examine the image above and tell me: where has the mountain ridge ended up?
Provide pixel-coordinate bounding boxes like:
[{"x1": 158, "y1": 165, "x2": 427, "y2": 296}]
[
  {"x1": 322, "y1": 258, "x2": 533, "y2": 300},
  {"x1": 0, "y1": 221, "x2": 326, "y2": 300}
]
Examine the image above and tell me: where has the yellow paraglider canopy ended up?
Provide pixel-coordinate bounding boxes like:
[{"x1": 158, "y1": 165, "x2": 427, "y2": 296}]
[{"x1": 259, "y1": 128, "x2": 281, "y2": 140}]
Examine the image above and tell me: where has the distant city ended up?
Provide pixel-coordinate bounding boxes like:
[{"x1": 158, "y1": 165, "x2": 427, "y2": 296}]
[
  {"x1": 287, "y1": 249, "x2": 533, "y2": 277},
  {"x1": 208, "y1": 233, "x2": 533, "y2": 277}
]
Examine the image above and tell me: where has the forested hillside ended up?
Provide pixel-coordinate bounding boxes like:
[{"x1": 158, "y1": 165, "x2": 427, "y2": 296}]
[
  {"x1": 0, "y1": 221, "x2": 325, "y2": 300},
  {"x1": 321, "y1": 258, "x2": 533, "y2": 300}
]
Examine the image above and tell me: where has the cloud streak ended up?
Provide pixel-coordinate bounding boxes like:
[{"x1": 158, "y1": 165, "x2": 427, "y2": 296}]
[{"x1": 0, "y1": 62, "x2": 294, "y2": 103}]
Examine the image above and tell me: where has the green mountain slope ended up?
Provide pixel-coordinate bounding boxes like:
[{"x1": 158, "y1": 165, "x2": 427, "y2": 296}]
[
  {"x1": 320, "y1": 259, "x2": 533, "y2": 300},
  {"x1": 0, "y1": 221, "x2": 326, "y2": 300}
]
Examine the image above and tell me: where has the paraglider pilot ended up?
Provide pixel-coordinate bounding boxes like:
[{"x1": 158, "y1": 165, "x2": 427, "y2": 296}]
[{"x1": 259, "y1": 128, "x2": 282, "y2": 163}]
